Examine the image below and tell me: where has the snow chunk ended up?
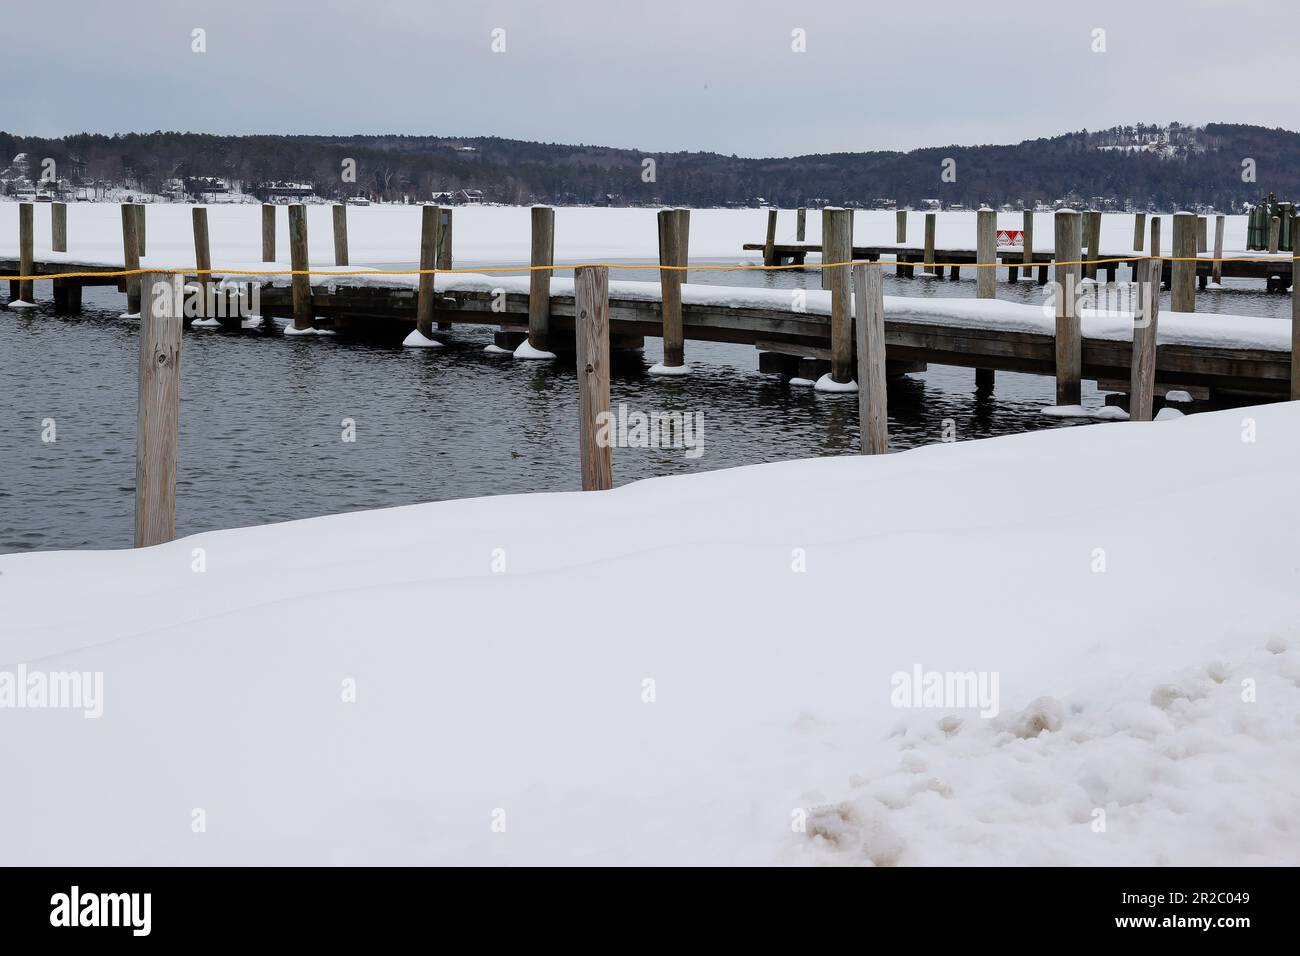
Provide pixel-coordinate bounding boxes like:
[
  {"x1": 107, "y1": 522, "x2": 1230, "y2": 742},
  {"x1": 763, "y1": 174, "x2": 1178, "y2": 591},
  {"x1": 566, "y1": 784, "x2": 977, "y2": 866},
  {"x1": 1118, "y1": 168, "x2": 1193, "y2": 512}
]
[
  {"x1": 402, "y1": 329, "x2": 443, "y2": 348},
  {"x1": 814, "y1": 373, "x2": 859, "y2": 393},
  {"x1": 647, "y1": 362, "x2": 690, "y2": 377},
  {"x1": 513, "y1": 339, "x2": 556, "y2": 360}
]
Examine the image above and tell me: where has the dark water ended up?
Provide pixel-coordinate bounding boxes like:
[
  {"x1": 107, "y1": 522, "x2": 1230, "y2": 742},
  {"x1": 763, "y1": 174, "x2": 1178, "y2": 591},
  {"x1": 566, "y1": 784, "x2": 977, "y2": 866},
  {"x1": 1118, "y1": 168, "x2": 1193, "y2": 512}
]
[{"x1": 0, "y1": 261, "x2": 1288, "y2": 553}]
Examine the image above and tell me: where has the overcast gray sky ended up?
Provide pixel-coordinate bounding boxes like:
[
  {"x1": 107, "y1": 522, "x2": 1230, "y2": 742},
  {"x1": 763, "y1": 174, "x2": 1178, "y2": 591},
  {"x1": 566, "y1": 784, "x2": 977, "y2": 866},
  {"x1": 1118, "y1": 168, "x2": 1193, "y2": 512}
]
[{"x1": 8, "y1": 0, "x2": 1290, "y2": 156}]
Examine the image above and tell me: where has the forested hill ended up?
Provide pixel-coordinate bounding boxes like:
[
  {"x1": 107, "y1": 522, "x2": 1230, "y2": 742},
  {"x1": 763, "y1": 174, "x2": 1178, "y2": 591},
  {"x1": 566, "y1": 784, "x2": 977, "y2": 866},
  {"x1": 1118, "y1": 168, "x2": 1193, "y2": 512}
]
[{"x1": 1, "y1": 123, "x2": 1295, "y2": 210}]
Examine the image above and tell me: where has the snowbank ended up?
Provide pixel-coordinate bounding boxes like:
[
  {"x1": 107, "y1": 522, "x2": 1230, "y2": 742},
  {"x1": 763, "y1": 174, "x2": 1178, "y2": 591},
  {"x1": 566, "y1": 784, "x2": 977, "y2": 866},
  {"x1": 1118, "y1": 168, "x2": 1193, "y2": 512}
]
[{"x1": 2, "y1": 402, "x2": 1298, "y2": 865}]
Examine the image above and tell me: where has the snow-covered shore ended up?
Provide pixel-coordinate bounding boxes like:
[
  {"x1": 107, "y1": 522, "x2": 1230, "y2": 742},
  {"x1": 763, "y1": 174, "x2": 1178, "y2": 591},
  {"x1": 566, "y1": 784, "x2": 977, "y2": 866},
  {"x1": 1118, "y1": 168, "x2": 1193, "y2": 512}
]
[
  {"x1": 2, "y1": 402, "x2": 1298, "y2": 865},
  {"x1": 0, "y1": 202, "x2": 1267, "y2": 269}
]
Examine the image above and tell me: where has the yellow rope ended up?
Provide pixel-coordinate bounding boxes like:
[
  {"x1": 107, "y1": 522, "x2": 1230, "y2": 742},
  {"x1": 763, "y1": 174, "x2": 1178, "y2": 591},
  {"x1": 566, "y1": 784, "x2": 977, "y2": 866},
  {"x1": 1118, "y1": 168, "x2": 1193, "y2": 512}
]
[{"x1": 2, "y1": 255, "x2": 1295, "y2": 283}]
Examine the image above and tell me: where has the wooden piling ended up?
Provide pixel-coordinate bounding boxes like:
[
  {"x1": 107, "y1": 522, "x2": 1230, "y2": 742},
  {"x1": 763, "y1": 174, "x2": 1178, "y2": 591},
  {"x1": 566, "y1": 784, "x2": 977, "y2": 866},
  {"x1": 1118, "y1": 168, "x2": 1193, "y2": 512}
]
[
  {"x1": 192, "y1": 206, "x2": 211, "y2": 322},
  {"x1": 121, "y1": 203, "x2": 141, "y2": 315},
  {"x1": 1171, "y1": 212, "x2": 1197, "y2": 313},
  {"x1": 575, "y1": 266, "x2": 612, "y2": 491},
  {"x1": 1133, "y1": 212, "x2": 1146, "y2": 251},
  {"x1": 51, "y1": 201, "x2": 67, "y2": 253},
  {"x1": 288, "y1": 203, "x2": 313, "y2": 331},
  {"x1": 415, "y1": 204, "x2": 441, "y2": 339},
  {"x1": 437, "y1": 207, "x2": 454, "y2": 329},
  {"x1": 895, "y1": 209, "x2": 907, "y2": 243},
  {"x1": 853, "y1": 262, "x2": 888, "y2": 455},
  {"x1": 976, "y1": 207, "x2": 996, "y2": 298},
  {"x1": 923, "y1": 212, "x2": 937, "y2": 276},
  {"x1": 332, "y1": 204, "x2": 349, "y2": 266},
  {"x1": 17, "y1": 202, "x2": 34, "y2": 304},
  {"x1": 823, "y1": 207, "x2": 854, "y2": 384},
  {"x1": 1084, "y1": 209, "x2": 1102, "y2": 280},
  {"x1": 1212, "y1": 214, "x2": 1225, "y2": 285},
  {"x1": 261, "y1": 204, "x2": 276, "y2": 262},
  {"x1": 527, "y1": 205, "x2": 555, "y2": 353},
  {"x1": 763, "y1": 209, "x2": 778, "y2": 266},
  {"x1": 1022, "y1": 209, "x2": 1034, "y2": 273},
  {"x1": 796, "y1": 207, "x2": 806, "y2": 242},
  {"x1": 821, "y1": 212, "x2": 832, "y2": 290},
  {"x1": 1130, "y1": 258, "x2": 1162, "y2": 422},
  {"x1": 1269, "y1": 216, "x2": 1281, "y2": 254},
  {"x1": 1197, "y1": 215, "x2": 1208, "y2": 253},
  {"x1": 657, "y1": 208, "x2": 689, "y2": 369},
  {"x1": 134, "y1": 272, "x2": 184, "y2": 548},
  {"x1": 1053, "y1": 210, "x2": 1082, "y2": 405},
  {"x1": 1151, "y1": 217, "x2": 1164, "y2": 289},
  {"x1": 133, "y1": 203, "x2": 146, "y2": 256}
]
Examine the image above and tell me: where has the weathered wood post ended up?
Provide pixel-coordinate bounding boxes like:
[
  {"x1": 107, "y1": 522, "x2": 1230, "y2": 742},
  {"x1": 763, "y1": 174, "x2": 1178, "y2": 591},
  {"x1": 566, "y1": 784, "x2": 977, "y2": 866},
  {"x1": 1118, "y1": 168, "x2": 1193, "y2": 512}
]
[
  {"x1": 975, "y1": 207, "x2": 997, "y2": 390},
  {"x1": 133, "y1": 203, "x2": 146, "y2": 256},
  {"x1": 121, "y1": 202, "x2": 142, "y2": 315},
  {"x1": 1084, "y1": 209, "x2": 1102, "y2": 280},
  {"x1": 1054, "y1": 210, "x2": 1083, "y2": 405},
  {"x1": 524, "y1": 205, "x2": 555, "y2": 355},
  {"x1": 1133, "y1": 212, "x2": 1146, "y2": 251},
  {"x1": 654, "y1": 208, "x2": 689, "y2": 373},
  {"x1": 191, "y1": 206, "x2": 212, "y2": 324},
  {"x1": 924, "y1": 212, "x2": 937, "y2": 277},
  {"x1": 763, "y1": 208, "x2": 778, "y2": 267},
  {"x1": 51, "y1": 201, "x2": 67, "y2": 253},
  {"x1": 1151, "y1": 217, "x2": 1164, "y2": 290},
  {"x1": 853, "y1": 262, "x2": 888, "y2": 454},
  {"x1": 134, "y1": 272, "x2": 184, "y2": 548},
  {"x1": 261, "y1": 203, "x2": 276, "y2": 262},
  {"x1": 1212, "y1": 214, "x2": 1225, "y2": 285},
  {"x1": 15, "y1": 202, "x2": 35, "y2": 305},
  {"x1": 824, "y1": 207, "x2": 855, "y2": 385},
  {"x1": 437, "y1": 207, "x2": 454, "y2": 330},
  {"x1": 332, "y1": 204, "x2": 349, "y2": 266},
  {"x1": 1171, "y1": 211, "x2": 1197, "y2": 313},
  {"x1": 412, "y1": 204, "x2": 441, "y2": 343},
  {"x1": 1130, "y1": 258, "x2": 1162, "y2": 422},
  {"x1": 1268, "y1": 216, "x2": 1281, "y2": 255},
  {"x1": 575, "y1": 266, "x2": 612, "y2": 491},
  {"x1": 796, "y1": 207, "x2": 806, "y2": 242},
  {"x1": 1022, "y1": 208, "x2": 1034, "y2": 276},
  {"x1": 976, "y1": 207, "x2": 997, "y2": 298},
  {"x1": 1197, "y1": 215, "x2": 1208, "y2": 253},
  {"x1": 895, "y1": 209, "x2": 912, "y2": 277},
  {"x1": 287, "y1": 203, "x2": 314, "y2": 332},
  {"x1": 821, "y1": 211, "x2": 832, "y2": 290}
]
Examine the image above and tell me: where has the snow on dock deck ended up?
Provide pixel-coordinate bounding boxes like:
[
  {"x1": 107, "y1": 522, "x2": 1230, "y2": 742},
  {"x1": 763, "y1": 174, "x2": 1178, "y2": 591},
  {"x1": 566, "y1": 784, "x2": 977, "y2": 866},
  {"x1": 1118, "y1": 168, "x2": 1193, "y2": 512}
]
[{"x1": 2, "y1": 401, "x2": 1299, "y2": 865}]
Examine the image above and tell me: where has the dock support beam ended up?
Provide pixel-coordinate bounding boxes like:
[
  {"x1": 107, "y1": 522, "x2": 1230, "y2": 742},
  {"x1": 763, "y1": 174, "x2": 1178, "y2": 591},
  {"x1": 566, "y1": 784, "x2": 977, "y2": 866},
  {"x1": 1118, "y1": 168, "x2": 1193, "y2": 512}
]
[
  {"x1": 975, "y1": 206, "x2": 997, "y2": 390},
  {"x1": 824, "y1": 207, "x2": 854, "y2": 384},
  {"x1": 414, "y1": 204, "x2": 440, "y2": 341},
  {"x1": 121, "y1": 203, "x2": 141, "y2": 315},
  {"x1": 17, "y1": 202, "x2": 34, "y2": 305},
  {"x1": 1130, "y1": 258, "x2": 1162, "y2": 422},
  {"x1": 135, "y1": 272, "x2": 183, "y2": 548},
  {"x1": 1212, "y1": 214, "x2": 1225, "y2": 285},
  {"x1": 853, "y1": 262, "x2": 888, "y2": 454},
  {"x1": 262, "y1": 204, "x2": 276, "y2": 262},
  {"x1": 1269, "y1": 216, "x2": 1281, "y2": 255},
  {"x1": 1133, "y1": 213, "x2": 1146, "y2": 252},
  {"x1": 332, "y1": 204, "x2": 349, "y2": 266},
  {"x1": 288, "y1": 203, "x2": 313, "y2": 331},
  {"x1": 526, "y1": 205, "x2": 555, "y2": 355},
  {"x1": 1172, "y1": 212, "x2": 1197, "y2": 313},
  {"x1": 1084, "y1": 209, "x2": 1101, "y2": 281},
  {"x1": 1054, "y1": 210, "x2": 1082, "y2": 406},
  {"x1": 796, "y1": 207, "x2": 806, "y2": 242},
  {"x1": 1197, "y1": 216, "x2": 1208, "y2": 253},
  {"x1": 763, "y1": 209, "x2": 777, "y2": 267},
  {"x1": 437, "y1": 207, "x2": 453, "y2": 330},
  {"x1": 655, "y1": 208, "x2": 689, "y2": 372},
  {"x1": 575, "y1": 266, "x2": 612, "y2": 491},
  {"x1": 52, "y1": 201, "x2": 67, "y2": 253},
  {"x1": 924, "y1": 212, "x2": 937, "y2": 277},
  {"x1": 1022, "y1": 209, "x2": 1034, "y2": 278},
  {"x1": 192, "y1": 206, "x2": 211, "y2": 325},
  {"x1": 895, "y1": 209, "x2": 907, "y2": 243},
  {"x1": 133, "y1": 204, "x2": 146, "y2": 256}
]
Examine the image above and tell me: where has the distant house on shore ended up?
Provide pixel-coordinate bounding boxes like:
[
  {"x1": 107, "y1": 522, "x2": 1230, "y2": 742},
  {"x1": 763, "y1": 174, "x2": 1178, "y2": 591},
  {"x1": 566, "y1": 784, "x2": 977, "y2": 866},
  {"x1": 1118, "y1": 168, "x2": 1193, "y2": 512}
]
[
  {"x1": 431, "y1": 188, "x2": 483, "y2": 205},
  {"x1": 185, "y1": 176, "x2": 230, "y2": 199},
  {"x1": 260, "y1": 181, "x2": 316, "y2": 202}
]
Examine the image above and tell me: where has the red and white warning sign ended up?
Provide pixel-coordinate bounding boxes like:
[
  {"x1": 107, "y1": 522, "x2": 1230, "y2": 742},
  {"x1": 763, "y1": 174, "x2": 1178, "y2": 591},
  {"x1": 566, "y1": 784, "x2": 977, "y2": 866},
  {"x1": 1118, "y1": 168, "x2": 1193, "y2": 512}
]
[{"x1": 996, "y1": 229, "x2": 1024, "y2": 247}]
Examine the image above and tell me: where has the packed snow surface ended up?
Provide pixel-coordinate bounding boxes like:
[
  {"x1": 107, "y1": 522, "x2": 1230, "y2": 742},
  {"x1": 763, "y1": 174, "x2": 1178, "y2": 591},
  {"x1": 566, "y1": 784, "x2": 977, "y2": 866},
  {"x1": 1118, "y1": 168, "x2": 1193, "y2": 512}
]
[{"x1": 3, "y1": 402, "x2": 1298, "y2": 865}]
